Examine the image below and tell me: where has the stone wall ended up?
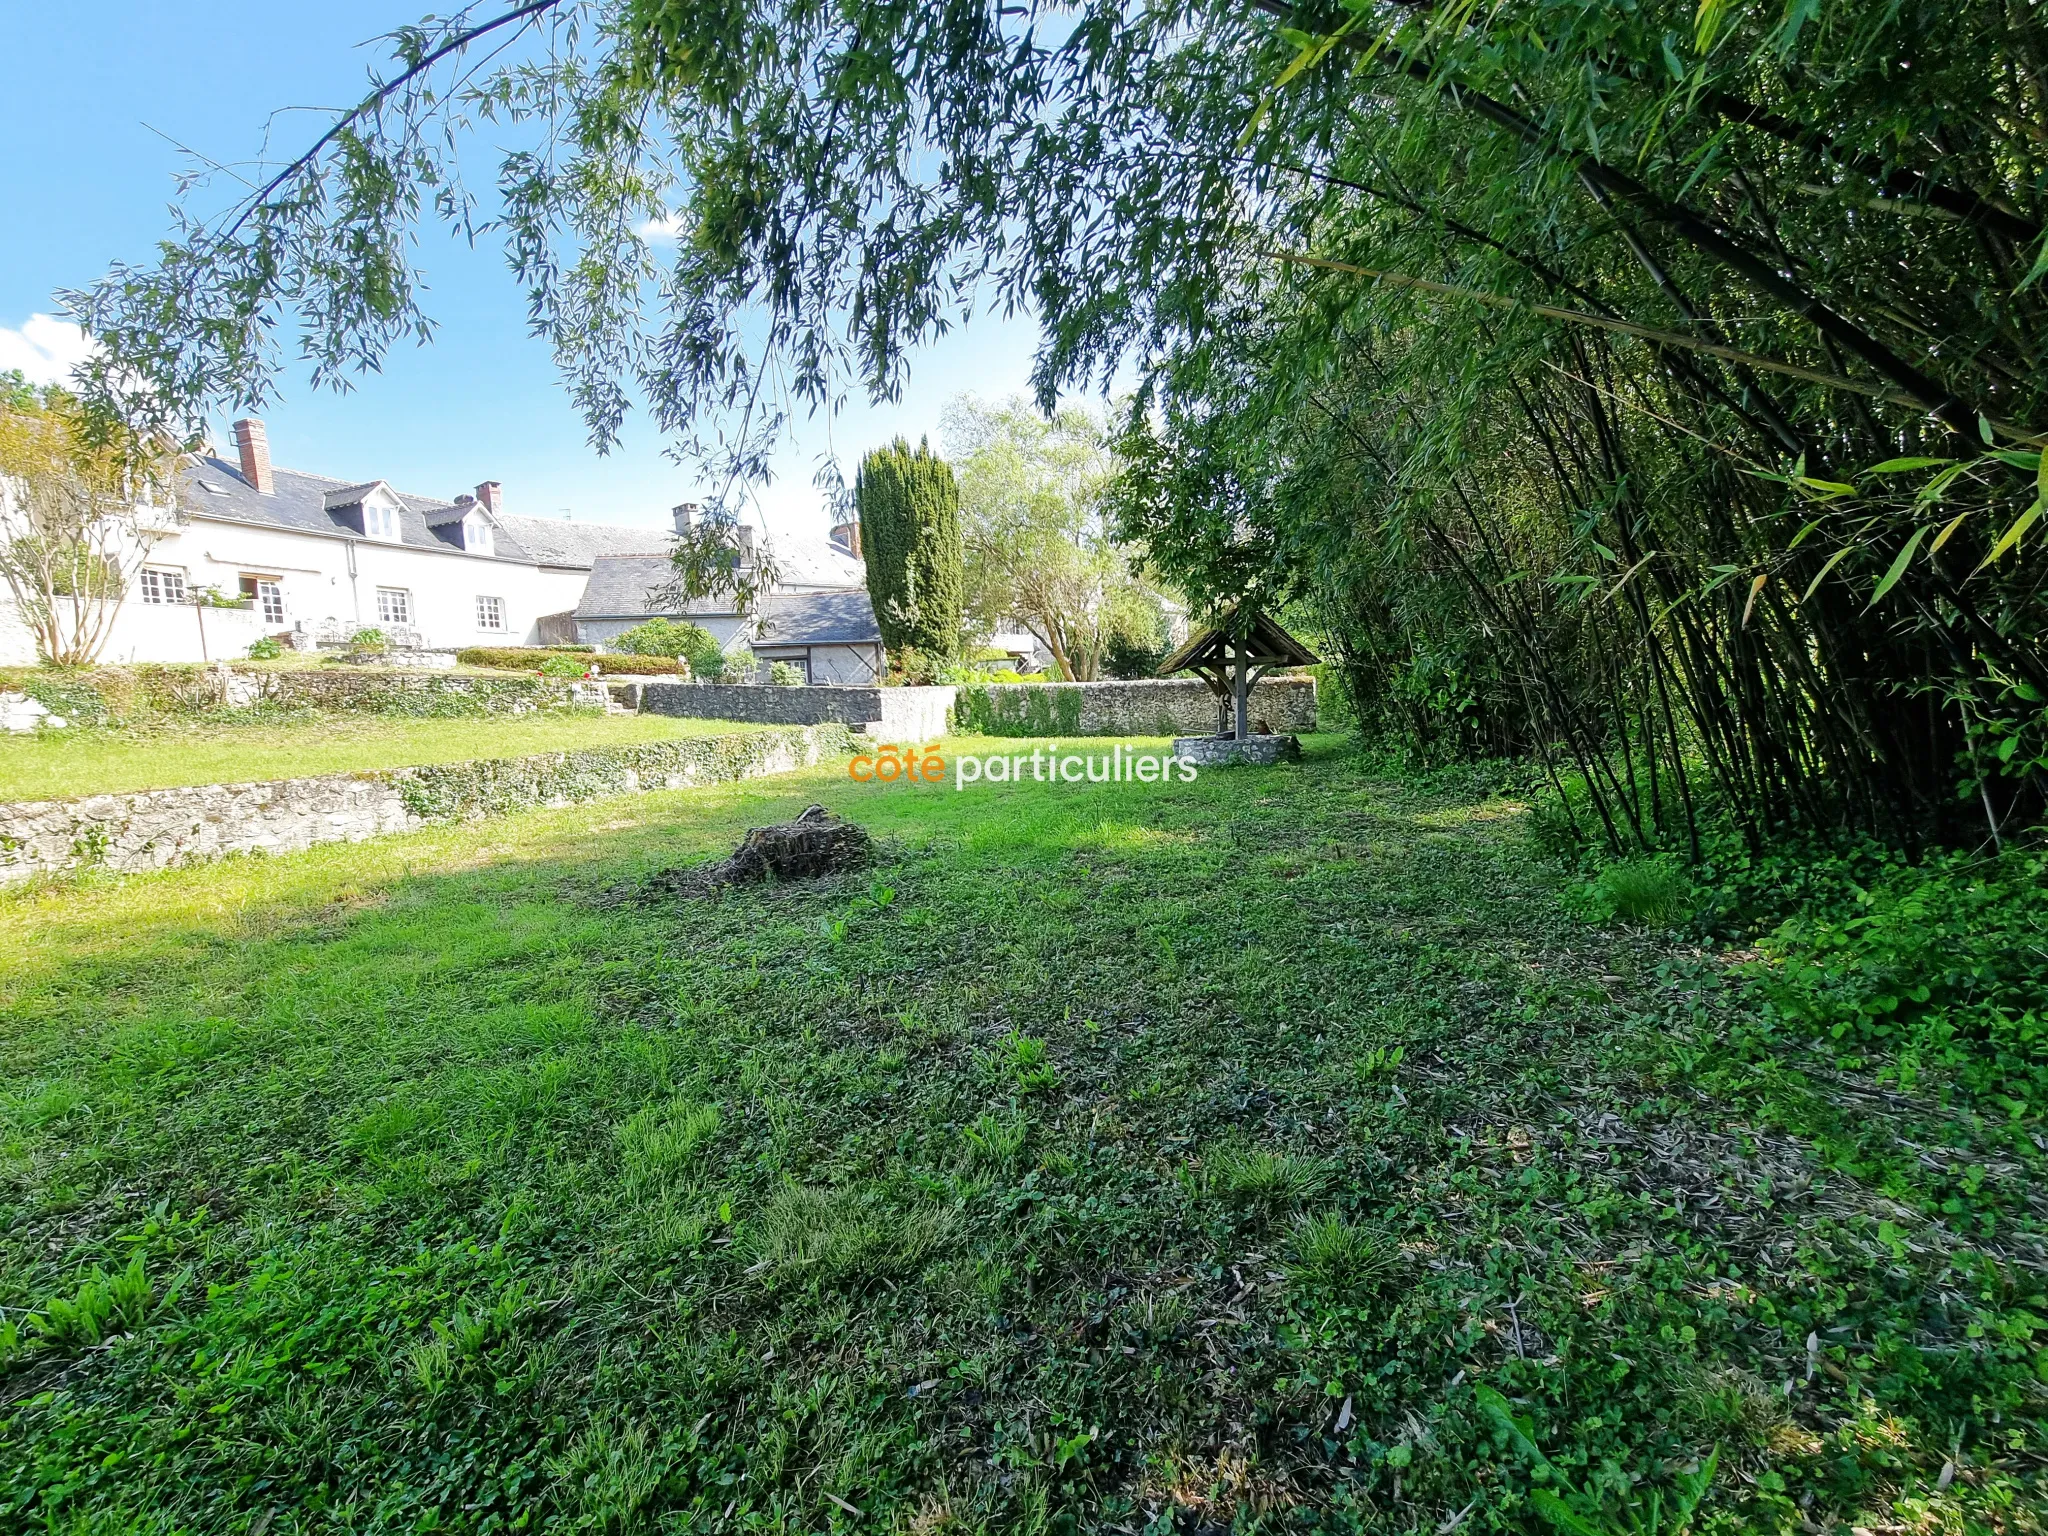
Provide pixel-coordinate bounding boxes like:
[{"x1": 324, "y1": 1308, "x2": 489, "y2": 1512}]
[
  {"x1": 640, "y1": 682, "x2": 955, "y2": 741},
  {"x1": 0, "y1": 725, "x2": 853, "y2": 884},
  {"x1": 245, "y1": 668, "x2": 579, "y2": 715},
  {"x1": 953, "y1": 676, "x2": 1316, "y2": 737}
]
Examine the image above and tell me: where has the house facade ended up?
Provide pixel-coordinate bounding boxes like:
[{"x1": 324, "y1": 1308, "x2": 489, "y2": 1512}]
[{"x1": 0, "y1": 418, "x2": 882, "y2": 674}]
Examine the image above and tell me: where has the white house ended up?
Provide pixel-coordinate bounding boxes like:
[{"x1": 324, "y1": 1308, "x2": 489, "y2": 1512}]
[{"x1": 0, "y1": 417, "x2": 884, "y2": 674}]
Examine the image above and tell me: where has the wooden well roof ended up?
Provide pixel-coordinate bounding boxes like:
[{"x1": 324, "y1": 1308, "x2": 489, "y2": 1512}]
[{"x1": 1158, "y1": 605, "x2": 1319, "y2": 677}]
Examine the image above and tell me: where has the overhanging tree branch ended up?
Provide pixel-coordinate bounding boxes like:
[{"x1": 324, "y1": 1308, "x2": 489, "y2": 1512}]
[{"x1": 1250, "y1": 0, "x2": 2010, "y2": 443}]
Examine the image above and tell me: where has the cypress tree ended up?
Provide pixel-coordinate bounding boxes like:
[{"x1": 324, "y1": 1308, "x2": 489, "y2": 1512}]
[{"x1": 854, "y1": 436, "x2": 963, "y2": 660}]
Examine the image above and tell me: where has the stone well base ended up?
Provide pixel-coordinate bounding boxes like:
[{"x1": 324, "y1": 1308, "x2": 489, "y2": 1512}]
[{"x1": 1172, "y1": 733, "x2": 1303, "y2": 767}]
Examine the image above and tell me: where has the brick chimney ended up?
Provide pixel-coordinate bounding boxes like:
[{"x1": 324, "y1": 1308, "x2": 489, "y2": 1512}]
[
  {"x1": 474, "y1": 481, "x2": 502, "y2": 515},
  {"x1": 672, "y1": 502, "x2": 699, "y2": 534},
  {"x1": 233, "y1": 418, "x2": 273, "y2": 494}
]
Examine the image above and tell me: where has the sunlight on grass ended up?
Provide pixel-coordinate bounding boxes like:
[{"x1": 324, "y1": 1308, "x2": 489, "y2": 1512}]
[{"x1": 0, "y1": 711, "x2": 768, "y2": 801}]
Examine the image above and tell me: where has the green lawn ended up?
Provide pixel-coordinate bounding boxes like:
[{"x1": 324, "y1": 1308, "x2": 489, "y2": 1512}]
[
  {"x1": 0, "y1": 712, "x2": 768, "y2": 802},
  {"x1": 0, "y1": 738, "x2": 2038, "y2": 1533}
]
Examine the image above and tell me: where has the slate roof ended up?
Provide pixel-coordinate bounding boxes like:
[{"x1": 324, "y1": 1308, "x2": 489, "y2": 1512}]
[
  {"x1": 177, "y1": 455, "x2": 671, "y2": 569},
  {"x1": 495, "y1": 514, "x2": 675, "y2": 568},
  {"x1": 576, "y1": 555, "x2": 693, "y2": 618},
  {"x1": 755, "y1": 589, "x2": 882, "y2": 646},
  {"x1": 577, "y1": 554, "x2": 879, "y2": 645}
]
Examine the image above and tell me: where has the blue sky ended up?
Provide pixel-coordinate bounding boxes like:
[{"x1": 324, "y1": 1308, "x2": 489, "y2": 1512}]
[{"x1": 0, "y1": 3, "x2": 1046, "y2": 542}]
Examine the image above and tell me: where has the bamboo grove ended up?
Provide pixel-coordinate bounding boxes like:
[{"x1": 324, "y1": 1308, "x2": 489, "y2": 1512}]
[
  {"x1": 65, "y1": 0, "x2": 2048, "y2": 851},
  {"x1": 1110, "y1": 0, "x2": 2048, "y2": 854}
]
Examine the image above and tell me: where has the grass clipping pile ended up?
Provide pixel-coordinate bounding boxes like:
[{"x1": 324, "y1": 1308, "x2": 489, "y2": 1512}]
[{"x1": 643, "y1": 804, "x2": 872, "y2": 899}]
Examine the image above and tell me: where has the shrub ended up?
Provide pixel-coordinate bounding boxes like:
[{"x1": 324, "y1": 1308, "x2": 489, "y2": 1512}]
[
  {"x1": 348, "y1": 628, "x2": 388, "y2": 654},
  {"x1": 614, "y1": 618, "x2": 713, "y2": 659},
  {"x1": 590, "y1": 654, "x2": 689, "y2": 677},
  {"x1": 537, "y1": 653, "x2": 590, "y2": 679},
  {"x1": 1104, "y1": 631, "x2": 1166, "y2": 680},
  {"x1": 246, "y1": 635, "x2": 284, "y2": 660},
  {"x1": 457, "y1": 646, "x2": 593, "y2": 669},
  {"x1": 768, "y1": 661, "x2": 805, "y2": 686}
]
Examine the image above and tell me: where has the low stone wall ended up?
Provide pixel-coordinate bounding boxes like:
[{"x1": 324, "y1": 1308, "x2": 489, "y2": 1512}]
[
  {"x1": 640, "y1": 683, "x2": 955, "y2": 741},
  {"x1": 1172, "y1": 733, "x2": 1304, "y2": 766},
  {"x1": 0, "y1": 725, "x2": 853, "y2": 883},
  {"x1": 953, "y1": 676, "x2": 1317, "y2": 737},
  {"x1": 245, "y1": 668, "x2": 579, "y2": 716}
]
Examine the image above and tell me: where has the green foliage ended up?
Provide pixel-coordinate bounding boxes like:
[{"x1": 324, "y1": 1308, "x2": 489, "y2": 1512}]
[
  {"x1": 617, "y1": 1099, "x2": 721, "y2": 1195},
  {"x1": 346, "y1": 628, "x2": 388, "y2": 654},
  {"x1": 749, "y1": 1184, "x2": 952, "y2": 1291},
  {"x1": 1575, "y1": 857, "x2": 1693, "y2": 928},
  {"x1": 456, "y1": 645, "x2": 595, "y2": 669},
  {"x1": 245, "y1": 635, "x2": 284, "y2": 660},
  {"x1": 950, "y1": 683, "x2": 1084, "y2": 737},
  {"x1": 613, "y1": 619, "x2": 713, "y2": 661},
  {"x1": 30, "y1": 1253, "x2": 170, "y2": 1348},
  {"x1": 1285, "y1": 1212, "x2": 1399, "y2": 1294},
  {"x1": 537, "y1": 653, "x2": 592, "y2": 679},
  {"x1": 1746, "y1": 847, "x2": 2048, "y2": 1107},
  {"x1": 948, "y1": 396, "x2": 1165, "y2": 682},
  {"x1": 1477, "y1": 1384, "x2": 1719, "y2": 1536},
  {"x1": 767, "y1": 661, "x2": 804, "y2": 687},
  {"x1": 1103, "y1": 631, "x2": 1166, "y2": 680},
  {"x1": 1207, "y1": 1142, "x2": 1333, "y2": 1205},
  {"x1": 856, "y1": 437, "x2": 964, "y2": 661}
]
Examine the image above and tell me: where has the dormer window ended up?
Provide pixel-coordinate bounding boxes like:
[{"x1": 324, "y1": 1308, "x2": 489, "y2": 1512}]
[
  {"x1": 364, "y1": 500, "x2": 401, "y2": 542},
  {"x1": 463, "y1": 511, "x2": 495, "y2": 557}
]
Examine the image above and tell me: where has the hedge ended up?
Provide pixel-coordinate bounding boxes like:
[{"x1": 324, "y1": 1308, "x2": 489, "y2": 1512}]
[
  {"x1": 456, "y1": 646, "x2": 597, "y2": 669},
  {"x1": 590, "y1": 655, "x2": 693, "y2": 677}
]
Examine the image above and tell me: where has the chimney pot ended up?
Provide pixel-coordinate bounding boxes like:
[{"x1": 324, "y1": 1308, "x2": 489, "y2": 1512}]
[
  {"x1": 474, "y1": 481, "x2": 502, "y2": 514},
  {"x1": 233, "y1": 418, "x2": 273, "y2": 495},
  {"x1": 672, "y1": 502, "x2": 699, "y2": 534}
]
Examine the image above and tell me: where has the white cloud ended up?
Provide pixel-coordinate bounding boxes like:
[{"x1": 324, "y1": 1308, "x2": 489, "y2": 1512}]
[
  {"x1": 635, "y1": 214, "x2": 687, "y2": 243},
  {"x1": 0, "y1": 314, "x2": 95, "y2": 388}
]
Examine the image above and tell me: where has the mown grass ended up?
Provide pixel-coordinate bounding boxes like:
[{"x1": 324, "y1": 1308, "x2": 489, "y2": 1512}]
[
  {"x1": 0, "y1": 737, "x2": 2041, "y2": 1534},
  {"x1": 0, "y1": 711, "x2": 768, "y2": 801}
]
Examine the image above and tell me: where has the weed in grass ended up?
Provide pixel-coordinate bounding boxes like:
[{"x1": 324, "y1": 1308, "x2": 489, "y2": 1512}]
[
  {"x1": 548, "y1": 1417, "x2": 672, "y2": 1532},
  {"x1": 18, "y1": 1081, "x2": 88, "y2": 1127},
  {"x1": 1353, "y1": 1043, "x2": 1406, "y2": 1080},
  {"x1": 751, "y1": 1183, "x2": 954, "y2": 1290},
  {"x1": 961, "y1": 1109, "x2": 1028, "y2": 1172},
  {"x1": 1479, "y1": 1382, "x2": 1719, "y2": 1535},
  {"x1": 1595, "y1": 857, "x2": 1692, "y2": 926},
  {"x1": 994, "y1": 1031, "x2": 1058, "y2": 1094},
  {"x1": 1286, "y1": 1212, "x2": 1400, "y2": 1293},
  {"x1": 1207, "y1": 1142, "x2": 1335, "y2": 1205},
  {"x1": 30, "y1": 1253, "x2": 166, "y2": 1347},
  {"x1": 617, "y1": 1098, "x2": 721, "y2": 1193}
]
